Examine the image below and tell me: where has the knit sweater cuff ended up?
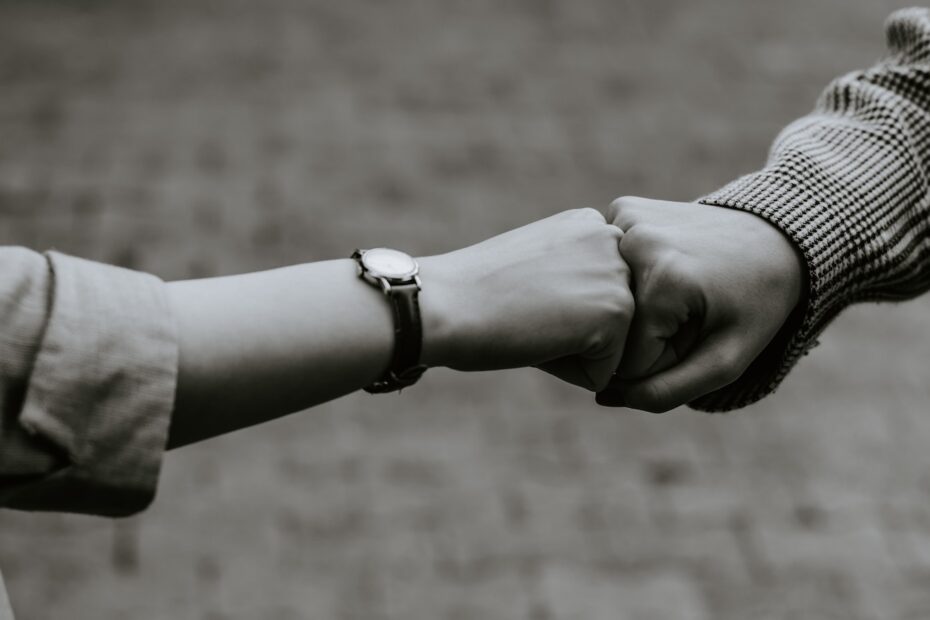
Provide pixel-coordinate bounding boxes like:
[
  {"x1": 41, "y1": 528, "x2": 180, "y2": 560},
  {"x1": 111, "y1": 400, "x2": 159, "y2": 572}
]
[{"x1": 691, "y1": 171, "x2": 845, "y2": 411}]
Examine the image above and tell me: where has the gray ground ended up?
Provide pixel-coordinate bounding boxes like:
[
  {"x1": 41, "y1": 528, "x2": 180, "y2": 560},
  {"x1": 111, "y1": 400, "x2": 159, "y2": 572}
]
[{"x1": 2, "y1": 0, "x2": 930, "y2": 618}]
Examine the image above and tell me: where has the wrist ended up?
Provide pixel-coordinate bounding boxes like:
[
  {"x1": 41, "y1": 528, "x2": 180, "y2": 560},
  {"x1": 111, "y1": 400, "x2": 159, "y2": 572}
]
[
  {"x1": 740, "y1": 208, "x2": 807, "y2": 311},
  {"x1": 415, "y1": 254, "x2": 463, "y2": 369}
]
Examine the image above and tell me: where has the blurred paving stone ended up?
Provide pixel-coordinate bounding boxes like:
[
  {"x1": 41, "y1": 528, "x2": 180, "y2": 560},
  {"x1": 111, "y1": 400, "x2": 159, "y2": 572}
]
[{"x1": 537, "y1": 565, "x2": 706, "y2": 620}]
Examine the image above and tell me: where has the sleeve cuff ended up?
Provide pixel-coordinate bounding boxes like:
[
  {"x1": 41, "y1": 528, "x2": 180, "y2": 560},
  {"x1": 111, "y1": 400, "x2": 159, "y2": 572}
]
[{"x1": 10, "y1": 252, "x2": 179, "y2": 516}]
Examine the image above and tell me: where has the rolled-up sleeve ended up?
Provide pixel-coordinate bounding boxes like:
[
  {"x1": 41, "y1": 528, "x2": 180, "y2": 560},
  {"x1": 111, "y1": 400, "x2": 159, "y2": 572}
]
[{"x1": 0, "y1": 247, "x2": 178, "y2": 517}]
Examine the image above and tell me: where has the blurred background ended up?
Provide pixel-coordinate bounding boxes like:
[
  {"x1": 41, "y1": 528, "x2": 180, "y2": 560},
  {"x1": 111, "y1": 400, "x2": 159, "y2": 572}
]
[{"x1": 2, "y1": 0, "x2": 930, "y2": 617}]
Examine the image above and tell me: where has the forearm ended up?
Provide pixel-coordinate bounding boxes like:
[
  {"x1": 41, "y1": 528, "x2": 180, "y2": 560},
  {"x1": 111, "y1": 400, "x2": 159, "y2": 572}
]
[
  {"x1": 166, "y1": 259, "x2": 399, "y2": 447},
  {"x1": 165, "y1": 209, "x2": 633, "y2": 447}
]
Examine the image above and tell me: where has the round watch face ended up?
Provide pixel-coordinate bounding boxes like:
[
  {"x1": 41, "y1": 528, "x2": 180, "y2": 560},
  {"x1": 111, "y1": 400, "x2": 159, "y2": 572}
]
[{"x1": 361, "y1": 248, "x2": 418, "y2": 279}]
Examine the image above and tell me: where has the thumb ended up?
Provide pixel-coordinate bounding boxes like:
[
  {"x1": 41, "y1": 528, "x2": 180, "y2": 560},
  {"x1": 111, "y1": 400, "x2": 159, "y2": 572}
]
[{"x1": 601, "y1": 331, "x2": 746, "y2": 412}]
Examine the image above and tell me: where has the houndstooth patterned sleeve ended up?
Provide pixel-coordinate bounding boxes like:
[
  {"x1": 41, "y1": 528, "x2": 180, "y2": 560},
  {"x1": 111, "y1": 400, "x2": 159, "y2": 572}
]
[{"x1": 692, "y1": 7, "x2": 930, "y2": 412}]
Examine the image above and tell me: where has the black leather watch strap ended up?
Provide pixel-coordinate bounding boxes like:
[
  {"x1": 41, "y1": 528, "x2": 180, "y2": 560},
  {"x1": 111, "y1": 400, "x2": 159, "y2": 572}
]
[
  {"x1": 364, "y1": 282, "x2": 427, "y2": 393},
  {"x1": 388, "y1": 283, "x2": 422, "y2": 374}
]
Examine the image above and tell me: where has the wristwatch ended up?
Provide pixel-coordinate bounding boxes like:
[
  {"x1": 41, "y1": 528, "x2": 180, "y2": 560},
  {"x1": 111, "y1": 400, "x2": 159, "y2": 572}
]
[{"x1": 351, "y1": 247, "x2": 427, "y2": 393}]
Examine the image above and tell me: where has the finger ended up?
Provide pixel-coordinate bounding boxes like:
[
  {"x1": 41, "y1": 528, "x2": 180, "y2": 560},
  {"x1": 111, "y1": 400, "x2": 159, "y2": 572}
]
[
  {"x1": 581, "y1": 306, "x2": 633, "y2": 392},
  {"x1": 619, "y1": 311, "x2": 672, "y2": 379},
  {"x1": 620, "y1": 331, "x2": 749, "y2": 413},
  {"x1": 538, "y1": 341, "x2": 628, "y2": 393},
  {"x1": 625, "y1": 311, "x2": 702, "y2": 378},
  {"x1": 595, "y1": 322, "x2": 697, "y2": 407},
  {"x1": 537, "y1": 356, "x2": 600, "y2": 391},
  {"x1": 537, "y1": 298, "x2": 632, "y2": 393}
]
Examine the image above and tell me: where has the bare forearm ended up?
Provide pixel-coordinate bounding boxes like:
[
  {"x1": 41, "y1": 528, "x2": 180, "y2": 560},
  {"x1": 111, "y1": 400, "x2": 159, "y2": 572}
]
[{"x1": 165, "y1": 259, "x2": 397, "y2": 448}]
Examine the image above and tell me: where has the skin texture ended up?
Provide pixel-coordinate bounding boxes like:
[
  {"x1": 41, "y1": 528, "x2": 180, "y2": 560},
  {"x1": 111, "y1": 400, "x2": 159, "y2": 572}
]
[
  {"x1": 167, "y1": 208, "x2": 633, "y2": 447},
  {"x1": 596, "y1": 197, "x2": 806, "y2": 413}
]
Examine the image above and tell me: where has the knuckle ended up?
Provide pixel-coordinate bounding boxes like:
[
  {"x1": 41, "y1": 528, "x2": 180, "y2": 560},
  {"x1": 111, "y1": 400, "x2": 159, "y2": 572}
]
[
  {"x1": 617, "y1": 230, "x2": 636, "y2": 258},
  {"x1": 608, "y1": 195, "x2": 646, "y2": 226},
  {"x1": 630, "y1": 250, "x2": 681, "y2": 302},
  {"x1": 720, "y1": 362, "x2": 743, "y2": 386},
  {"x1": 586, "y1": 310, "x2": 627, "y2": 356},
  {"x1": 591, "y1": 283, "x2": 634, "y2": 332},
  {"x1": 651, "y1": 251, "x2": 687, "y2": 287},
  {"x1": 595, "y1": 225, "x2": 624, "y2": 255},
  {"x1": 586, "y1": 326, "x2": 612, "y2": 354},
  {"x1": 706, "y1": 349, "x2": 743, "y2": 386},
  {"x1": 611, "y1": 285, "x2": 635, "y2": 321},
  {"x1": 609, "y1": 195, "x2": 640, "y2": 212},
  {"x1": 618, "y1": 223, "x2": 662, "y2": 259},
  {"x1": 581, "y1": 219, "x2": 623, "y2": 258},
  {"x1": 573, "y1": 207, "x2": 605, "y2": 222}
]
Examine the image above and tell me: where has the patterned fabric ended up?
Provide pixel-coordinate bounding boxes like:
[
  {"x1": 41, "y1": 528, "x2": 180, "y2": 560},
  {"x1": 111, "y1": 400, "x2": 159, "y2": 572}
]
[
  {"x1": 0, "y1": 247, "x2": 178, "y2": 515},
  {"x1": 693, "y1": 7, "x2": 930, "y2": 412}
]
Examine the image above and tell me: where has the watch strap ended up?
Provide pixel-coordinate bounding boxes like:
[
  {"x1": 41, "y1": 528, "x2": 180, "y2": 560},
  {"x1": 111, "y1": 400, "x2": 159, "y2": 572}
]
[
  {"x1": 364, "y1": 282, "x2": 427, "y2": 393},
  {"x1": 389, "y1": 282, "x2": 422, "y2": 370},
  {"x1": 365, "y1": 282, "x2": 426, "y2": 394}
]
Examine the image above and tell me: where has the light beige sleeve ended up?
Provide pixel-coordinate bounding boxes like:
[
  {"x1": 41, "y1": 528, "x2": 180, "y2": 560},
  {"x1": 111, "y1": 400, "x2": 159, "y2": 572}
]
[{"x1": 0, "y1": 247, "x2": 178, "y2": 516}]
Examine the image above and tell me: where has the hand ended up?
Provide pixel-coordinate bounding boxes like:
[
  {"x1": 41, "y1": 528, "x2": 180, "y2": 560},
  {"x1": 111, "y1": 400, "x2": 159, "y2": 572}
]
[
  {"x1": 418, "y1": 208, "x2": 633, "y2": 391},
  {"x1": 597, "y1": 197, "x2": 805, "y2": 412}
]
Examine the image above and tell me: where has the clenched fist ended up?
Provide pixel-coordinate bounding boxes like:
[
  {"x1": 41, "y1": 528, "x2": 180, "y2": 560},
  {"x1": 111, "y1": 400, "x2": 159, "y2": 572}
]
[
  {"x1": 597, "y1": 197, "x2": 805, "y2": 412},
  {"x1": 419, "y1": 208, "x2": 634, "y2": 391}
]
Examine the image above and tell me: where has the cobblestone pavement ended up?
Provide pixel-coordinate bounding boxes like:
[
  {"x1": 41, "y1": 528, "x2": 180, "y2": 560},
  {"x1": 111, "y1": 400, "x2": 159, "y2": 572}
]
[{"x1": 2, "y1": 0, "x2": 930, "y2": 618}]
